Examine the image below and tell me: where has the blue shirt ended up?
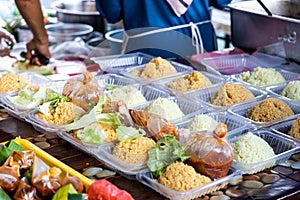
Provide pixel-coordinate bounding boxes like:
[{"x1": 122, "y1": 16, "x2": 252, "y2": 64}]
[{"x1": 96, "y1": 0, "x2": 231, "y2": 57}]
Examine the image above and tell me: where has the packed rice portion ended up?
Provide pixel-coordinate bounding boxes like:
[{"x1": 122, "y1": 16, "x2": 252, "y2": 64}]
[
  {"x1": 131, "y1": 57, "x2": 177, "y2": 78},
  {"x1": 112, "y1": 137, "x2": 156, "y2": 164},
  {"x1": 232, "y1": 132, "x2": 275, "y2": 163},
  {"x1": 35, "y1": 102, "x2": 85, "y2": 125},
  {"x1": 158, "y1": 161, "x2": 211, "y2": 191},
  {"x1": 0, "y1": 72, "x2": 32, "y2": 92},
  {"x1": 167, "y1": 71, "x2": 212, "y2": 91},
  {"x1": 288, "y1": 117, "x2": 300, "y2": 140}
]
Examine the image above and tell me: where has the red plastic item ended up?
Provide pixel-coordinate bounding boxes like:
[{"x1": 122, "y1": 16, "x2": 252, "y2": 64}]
[{"x1": 87, "y1": 179, "x2": 134, "y2": 200}]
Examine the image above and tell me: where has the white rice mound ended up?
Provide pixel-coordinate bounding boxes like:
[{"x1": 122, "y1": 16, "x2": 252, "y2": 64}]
[
  {"x1": 187, "y1": 114, "x2": 218, "y2": 132},
  {"x1": 232, "y1": 132, "x2": 275, "y2": 163}
]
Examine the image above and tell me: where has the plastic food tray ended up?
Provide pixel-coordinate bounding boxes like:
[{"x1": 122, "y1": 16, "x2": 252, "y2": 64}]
[
  {"x1": 95, "y1": 142, "x2": 149, "y2": 180},
  {"x1": 175, "y1": 111, "x2": 255, "y2": 137},
  {"x1": 121, "y1": 60, "x2": 194, "y2": 84},
  {"x1": 228, "y1": 94, "x2": 300, "y2": 128},
  {"x1": 153, "y1": 71, "x2": 225, "y2": 97},
  {"x1": 0, "y1": 72, "x2": 51, "y2": 96},
  {"x1": 0, "y1": 81, "x2": 67, "y2": 121},
  {"x1": 191, "y1": 81, "x2": 266, "y2": 111},
  {"x1": 198, "y1": 53, "x2": 269, "y2": 75},
  {"x1": 0, "y1": 91, "x2": 30, "y2": 121},
  {"x1": 232, "y1": 68, "x2": 300, "y2": 90},
  {"x1": 227, "y1": 130, "x2": 300, "y2": 174},
  {"x1": 266, "y1": 79, "x2": 300, "y2": 103},
  {"x1": 3, "y1": 138, "x2": 93, "y2": 189},
  {"x1": 57, "y1": 130, "x2": 103, "y2": 156},
  {"x1": 136, "y1": 167, "x2": 242, "y2": 200},
  {"x1": 133, "y1": 96, "x2": 208, "y2": 124},
  {"x1": 271, "y1": 116, "x2": 300, "y2": 144},
  {"x1": 25, "y1": 108, "x2": 63, "y2": 134},
  {"x1": 105, "y1": 84, "x2": 171, "y2": 108},
  {"x1": 95, "y1": 73, "x2": 138, "y2": 89},
  {"x1": 90, "y1": 52, "x2": 154, "y2": 74}
]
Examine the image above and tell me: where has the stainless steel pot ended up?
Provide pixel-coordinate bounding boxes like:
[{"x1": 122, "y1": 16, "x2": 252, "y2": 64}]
[
  {"x1": 51, "y1": 0, "x2": 106, "y2": 33},
  {"x1": 229, "y1": 0, "x2": 300, "y2": 63},
  {"x1": 46, "y1": 23, "x2": 94, "y2": 44}
]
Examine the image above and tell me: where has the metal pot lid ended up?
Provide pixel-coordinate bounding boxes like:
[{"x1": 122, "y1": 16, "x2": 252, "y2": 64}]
[
  {"x1": 46, "y1": 23, "x2": 93, "y2": 37},
  {"x1": 51, "y1": 0, "x2": 100, "y2": 15}
]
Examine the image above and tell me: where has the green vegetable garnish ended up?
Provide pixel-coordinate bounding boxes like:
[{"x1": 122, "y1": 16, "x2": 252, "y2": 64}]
[
  {"x1": 147, "y1": 135, "x2": 190, "y2": 177},
  {"x1": 0, "y1": 188, "x2": 11, "y2": 200},
  {"x1": 105, "y1": 84, "x2": 118, "y2": 90},
  {"x1": 0, "y1": 140, "x2": 23, "y2": 165},
  {"x1": 52, "y1": 183, "x2": 83, "y2": 200}
]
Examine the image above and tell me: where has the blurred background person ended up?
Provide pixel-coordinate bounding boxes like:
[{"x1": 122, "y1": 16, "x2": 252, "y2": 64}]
[
  {"x1": 96, "y1": 0, "x2": 231, "y2": 58},
  {"x1": 0, "y1": 27, "x2": 15, "y2": 57},
  {"x1": 14, "y1": 0, "x2": 51, "y2": 65}
]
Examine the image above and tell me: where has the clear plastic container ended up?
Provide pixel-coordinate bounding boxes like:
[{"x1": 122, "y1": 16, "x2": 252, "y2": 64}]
[
  {"x1": 232, "y1": 68, "x2": 300, "y2": 90},
  {"x1": 95, "y1": 142, "x2": 149, "y2": 180},
  {"x1": 227, "y1": 130, "x2": 300, "y2": 174},
  {"x1": 191, "y1": 81, "x2": 266, "y2": 111},
  {"x1": 153, "y1": 71, "x2": 225, "y2": 96},
  {"x1": 266, "y1": 79, "x2": 300, "y2": 103},
  {"x1": 136, "y1": 167, "x2": 242, "y2": 200},
  {"x1": 90, "y1": 52, "x2": 154, "y2": 74},
  {"x1": 271, "y1": 116, "x2": 300, "y2": 144},
  {"x1": 0, "y1": 72, "x2": 51, "y2": 96},
  {"x1": 133, "y1": 96, "x2": 208, "y2": 124},
  {"x1": 57, "y1": 130, "x2": 103, "y2": 156},
  {"x1": 0, "y1": 81, "x2": 67, "y2": 121},
  {"x1": 198, "y1": 53, "x2": 269, "y2": 75},
  {"x1": 121, "y1": 61, "x2": 193, "y2": 84},
  {"x1": 95, "y1": 73, "x2": 137, "y2": 89},
  {"x1": 0, "y1": 91, "x2": 30, "y2": 121},
  {"x1": 175, "y1": 111, "x2": 255, "y2": 137},
  {"x1": 25, "y1": 109, "x2": 63, "y2": 135},
  {"x1": 229, "y1": 94, "x2": 300, "y2": 128},
  {"x1": 105, "y1": 84, "x2": 171, "y2": 108}
]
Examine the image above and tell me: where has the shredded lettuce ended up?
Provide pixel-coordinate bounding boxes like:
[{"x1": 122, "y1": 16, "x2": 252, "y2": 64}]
[
  {"x1": 116, "y1": 125, "x2": 145, "y2": 142},
  {"x1": 7, "y1": 85, "x2": 47, "y2": 110},
  {"x1": 76, "y1": 122, "x2": 108, "y2": 144},
  {"x1": 147, "y1": 135, "x2": 191, "y2": 177},
  {"x1": 63, "y1": 97, "x2": 121, "y2": 131},
  {"x1": 38, "y1": 93, "x2": 70, "y2": 115}
]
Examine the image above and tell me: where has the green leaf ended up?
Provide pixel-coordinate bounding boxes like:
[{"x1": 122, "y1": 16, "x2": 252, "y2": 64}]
[
  {"x1": 0, "y1": 140, "x2": 23, "y2": 165},
  {"x1": 116, "y1": 125, "x2": 145, "y2": 142},
  {"x1": 147, "y1": 135, "x2": 190, "y2": 177},
  {"x1": 0, "y1": 188, "x2": 11, "y2": 200},
  {"x1": 52, "y1": 183, "x2": 78, "y2": 200}
]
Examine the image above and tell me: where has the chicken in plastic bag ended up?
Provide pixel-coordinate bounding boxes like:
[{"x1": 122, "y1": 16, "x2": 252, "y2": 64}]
[
  {"x1": 183, "y1": 123, "x2": 234, "y2": 180},
  {"x1": 62, "y1": 71, "x2": 104, "y2": 111},
  {"x1": 129, "y1": 109, "x2": 178, "y2": 141}
]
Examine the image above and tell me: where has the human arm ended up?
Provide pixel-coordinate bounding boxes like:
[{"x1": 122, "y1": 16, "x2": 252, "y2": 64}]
[
  {"x1": 14, "y1": 0, "x2": 51, "y2": 65},
  {"x1": 96, "y1": 0, "x2": 123, "y2": 23}
]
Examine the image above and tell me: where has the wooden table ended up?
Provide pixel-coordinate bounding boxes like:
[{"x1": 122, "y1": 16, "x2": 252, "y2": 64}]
[{"x1": 0, "y1": 109, "x2": 300, "y2": 200}]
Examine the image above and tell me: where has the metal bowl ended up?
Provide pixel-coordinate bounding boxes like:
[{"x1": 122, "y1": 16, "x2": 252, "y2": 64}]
[
  {"x1": 51, "y1": 0, "x2": 106, "y2": 33},
  {"x1": 46, "y1": 23, "x2": 93, "y2": 43}
]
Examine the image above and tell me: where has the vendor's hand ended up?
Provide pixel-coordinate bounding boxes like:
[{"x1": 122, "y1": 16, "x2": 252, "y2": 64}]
[
  {"x1": 26, "y1": 37, "x2": 51, "y2": 66},
  {"x1": 0, "y1": 29, "x2": 16, "y2": 57}
]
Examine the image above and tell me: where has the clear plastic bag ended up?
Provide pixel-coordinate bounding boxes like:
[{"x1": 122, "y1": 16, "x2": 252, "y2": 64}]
[
  {"x1": 183, "y1": 123, "x2": 234, "y2": 180},
  {"x1": 62, "y1": 71, "x2": 104, "y2": 111}
]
